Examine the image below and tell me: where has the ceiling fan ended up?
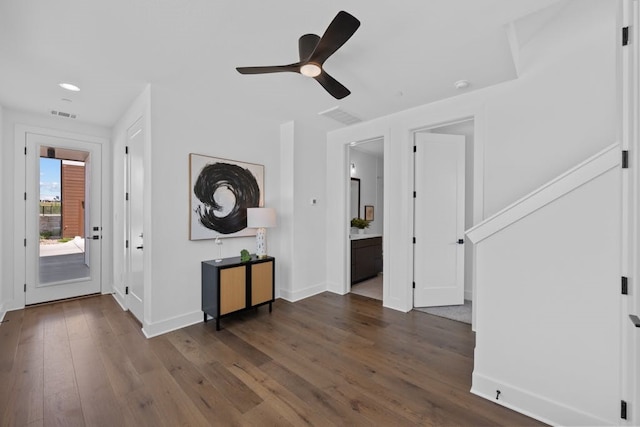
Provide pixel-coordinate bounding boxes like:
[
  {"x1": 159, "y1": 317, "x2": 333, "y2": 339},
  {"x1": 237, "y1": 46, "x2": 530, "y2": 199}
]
[{"x1": 236, "y1": 11, "x2": 360, "y2": 100}]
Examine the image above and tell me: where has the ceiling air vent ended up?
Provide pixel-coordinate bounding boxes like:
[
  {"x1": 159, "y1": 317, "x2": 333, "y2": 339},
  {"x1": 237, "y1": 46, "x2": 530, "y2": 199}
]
[
  {"x1": 318, "y1": 106, "x2": 363, "y2": 126},
  {"x1": 50, "y1": 110, "x2": 77, "y2": 119}
]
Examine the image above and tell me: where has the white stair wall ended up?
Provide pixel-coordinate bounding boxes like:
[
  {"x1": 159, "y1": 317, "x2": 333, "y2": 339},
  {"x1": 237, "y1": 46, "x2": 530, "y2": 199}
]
[{"x1": 467, "y1": 143, "x2": 622, "y2": 425}]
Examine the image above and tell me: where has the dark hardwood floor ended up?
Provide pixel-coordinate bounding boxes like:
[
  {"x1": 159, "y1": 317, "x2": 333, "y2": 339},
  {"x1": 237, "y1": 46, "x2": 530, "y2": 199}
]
[{"x1": 0, "y1": 292, "x2": 545, "y2": 426}]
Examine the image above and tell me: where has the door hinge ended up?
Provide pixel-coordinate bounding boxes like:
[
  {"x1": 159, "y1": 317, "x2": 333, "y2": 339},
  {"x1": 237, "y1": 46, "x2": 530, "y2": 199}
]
[
  {"x1": 622, "y1": 276, "x2": 629, "y2": 295},
  {"x1": 24, "y1": 284, "x2": 26, "y2": 292},
  {"x1": 413, "y1": 191, "x2": 416, "y2": 198},
  {"x1": 621, "y1": 400, "x2": 627, "y2": 419},
  {"x1": 413, "y1": 145, "x2": 417, "y2": 153},
  {"x1": 24, "y1": 147, "x2": 27, "y2": 155},
  {"x1": 412, "y1": 282, "x2": 415, "y2": 289},
  {"x1": 23, "y1": 238, "x2": 26, "y2": 247},
  {"x1": 126, "y1": 192, "x2": 129, "y2": 201},
  {"x1": 413, "y1": 237, "x2": 416, "y2": 244},
  {"x1": 623, "y1": 27, "x2": 630, "y2": 46},
  {"x1": 125, "y1": 240, "x2": 129, "y2": 249},
  {"x1": 622, "y1": 150, "x2": 629, "y2": 168},
  {"x1": 24, "y1": 192, "x2": 27, "y2": 201},
  {"x1": 125, "y1": 146, "x2": 129, "y2": 155},
  {"x1": 125, "y1": 286, "x2": 129, "y2": 295}
]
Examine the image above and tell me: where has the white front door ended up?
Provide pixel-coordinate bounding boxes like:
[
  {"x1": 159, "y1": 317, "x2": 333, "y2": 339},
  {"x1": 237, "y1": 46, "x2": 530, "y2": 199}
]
[
  {"x1": 413, "y1": 132, "x2": 465, "y2": 307},
  {"x1": 126, "y1": 118, "x2": 145, "y2": 323},
  {"x1": 25, "y1": 133, "x2": 102, "y2": 304}
]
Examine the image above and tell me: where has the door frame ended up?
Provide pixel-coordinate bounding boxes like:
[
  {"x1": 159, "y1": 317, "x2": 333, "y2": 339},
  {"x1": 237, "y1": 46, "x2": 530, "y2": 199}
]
[
  {"x1": 328, "y1": 110, "x2": 485, "y2": 315},
  {"x1": 412, "y1": 131, "x2": 466, "y2": 308},
  {"x1": 621, "y1": 0, "x2": 638, "y2": 420},
  {"x1": 346, "y1": 138, "x2": 386, "y2": 298},
  {"x1": 410, "y1": 118, "x2": 480, "y2": 325},
  {"x1": 125, "y1": 117, "x2": 145, "y2": 323},
  {"x1": 25, "y1": 134, "x2": 102, "y2": 304},
  {"x1": 111, "y1": 85, "x2": 152, "y2": 333},
  {"x1": 13, "y1": 124, "x2": 109, "y2": 309}
]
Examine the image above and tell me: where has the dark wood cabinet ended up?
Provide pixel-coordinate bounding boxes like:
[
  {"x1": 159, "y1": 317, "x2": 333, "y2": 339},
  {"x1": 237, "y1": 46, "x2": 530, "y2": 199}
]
[
  {"x1": 202, "y1": 255, "x2": 275, "y2": 330},
  {"x1": 351, "y1": 237, "x2": 382, "y2": 284}
]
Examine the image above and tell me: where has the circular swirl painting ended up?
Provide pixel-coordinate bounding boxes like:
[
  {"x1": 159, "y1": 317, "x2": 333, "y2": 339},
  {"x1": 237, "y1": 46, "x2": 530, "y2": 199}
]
[{"x1": 189, "y1": 154, "x2": 264, "y2": 240}]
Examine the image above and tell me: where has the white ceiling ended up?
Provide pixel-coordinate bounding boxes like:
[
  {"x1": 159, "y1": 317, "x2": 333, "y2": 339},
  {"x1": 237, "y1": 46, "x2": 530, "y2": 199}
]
[{"x1": 0, "y1": 0, "x2": 563, "y2": 130}]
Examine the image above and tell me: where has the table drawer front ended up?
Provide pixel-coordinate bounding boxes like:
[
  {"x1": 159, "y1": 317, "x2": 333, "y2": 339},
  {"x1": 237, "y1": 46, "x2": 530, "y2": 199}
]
[
  {"x1": 251, "y1": 261, "x2": 273, "y2": 305},
  {"x1": 220, "y1": 266, "x2": 246, "y2": 315}
]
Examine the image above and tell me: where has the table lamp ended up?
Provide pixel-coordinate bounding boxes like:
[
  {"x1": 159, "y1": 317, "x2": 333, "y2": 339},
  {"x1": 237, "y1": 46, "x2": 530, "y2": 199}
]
[{"x1": 246, "y1": 207, "x2": 276, "y2": 258}]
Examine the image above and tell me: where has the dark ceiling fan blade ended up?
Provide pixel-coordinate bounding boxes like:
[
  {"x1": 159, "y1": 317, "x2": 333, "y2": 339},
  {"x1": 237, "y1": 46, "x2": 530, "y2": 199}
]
[
  {"x1": 236, "y1": 64, "x2": 300, "y2": 74},
  {"x1": 309, "y1": 11, "x2": 360, "y2": 65},
  {"x1": 314, "y1": 71, "x2": 350, "y2": 99},
  {"x1": 298, "y1": 34, "x2": 320, "y2": 62}
]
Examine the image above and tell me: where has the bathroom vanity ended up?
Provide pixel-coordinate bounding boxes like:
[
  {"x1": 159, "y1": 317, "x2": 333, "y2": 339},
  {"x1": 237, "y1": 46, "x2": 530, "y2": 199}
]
[{"x1": 350, "y1": 234, "x2": 382, "y2": 284}]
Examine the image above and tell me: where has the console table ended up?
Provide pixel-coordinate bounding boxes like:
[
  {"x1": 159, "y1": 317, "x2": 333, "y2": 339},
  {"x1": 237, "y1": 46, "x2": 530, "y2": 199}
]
[{"x1": 202, "y1": 255, "x2": 275, "y2": 330}]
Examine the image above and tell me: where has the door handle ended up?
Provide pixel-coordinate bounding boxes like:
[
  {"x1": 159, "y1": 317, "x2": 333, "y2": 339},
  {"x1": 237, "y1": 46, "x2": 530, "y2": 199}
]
[
  {"x1": 92, "y1": 235, "x2": 101, "y2": 240},
  {"x1": 136, "y1": 245, "x2": 143, "y2": 250},
  {"x1": 457, "y1": 239, "x2": 464, "y2": 245}
]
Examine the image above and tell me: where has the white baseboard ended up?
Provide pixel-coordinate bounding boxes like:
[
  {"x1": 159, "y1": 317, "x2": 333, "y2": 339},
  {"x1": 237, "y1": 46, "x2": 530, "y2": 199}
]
[
  {"x1": 141, "y1": 310, "x2": 203, "y2": 338},
  {"x1": 325, "y1": 281, "x2": 348, "y2": 295},
  {"x1": 2, "y1": 298, "x2": 24, "y2": 312},
  {"x1": 110, "y1": 288, "x2": 127, "y2": 311},
  {"x1": 0, "y1": 303, "x2": 5, "y2": 323},
  {"x1": 471, "y1": 372, "x2": 612, "y2": 426},
  {"x1": 279, "y1": 282, "x2": 327, "y2": 302}
]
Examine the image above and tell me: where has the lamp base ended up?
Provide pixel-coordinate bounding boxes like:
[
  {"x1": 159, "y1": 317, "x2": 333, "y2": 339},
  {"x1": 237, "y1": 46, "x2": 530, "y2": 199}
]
[{"x1": 255, "y1": 227, "x2": 267, "y2": 258}]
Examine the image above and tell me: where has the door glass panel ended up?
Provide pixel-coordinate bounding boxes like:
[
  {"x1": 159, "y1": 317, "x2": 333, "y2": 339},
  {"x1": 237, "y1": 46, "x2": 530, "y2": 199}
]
[{"x1": 38, "y1": 146, "x2": 90, "y2": 285}]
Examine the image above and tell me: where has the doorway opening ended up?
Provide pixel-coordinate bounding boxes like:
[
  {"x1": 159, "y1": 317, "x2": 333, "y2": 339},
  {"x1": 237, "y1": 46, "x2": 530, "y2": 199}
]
[
  {"x1": 412, "y1": 119, "x2": 475, "y2": 324},
  {"x1": 348, "y1": 138, "x2": 384, "y2": 301}
]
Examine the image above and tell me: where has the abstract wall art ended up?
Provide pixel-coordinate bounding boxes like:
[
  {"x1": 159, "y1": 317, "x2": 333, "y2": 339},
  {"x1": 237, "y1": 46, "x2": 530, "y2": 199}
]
[{"x1": 189, "y1": 153, "x2": 264, "y2": 240}]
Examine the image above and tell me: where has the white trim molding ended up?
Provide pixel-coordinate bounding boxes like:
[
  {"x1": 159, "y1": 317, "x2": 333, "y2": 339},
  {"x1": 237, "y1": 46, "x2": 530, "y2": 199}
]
[{"x1": 467, "y1": 142, "x2": 620, "y2": 244}]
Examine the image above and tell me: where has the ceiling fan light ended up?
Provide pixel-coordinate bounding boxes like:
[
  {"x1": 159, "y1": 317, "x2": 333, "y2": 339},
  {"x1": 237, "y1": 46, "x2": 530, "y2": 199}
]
[{"x1": 300, "y1": 63, "x2": 322, "y2": 77}]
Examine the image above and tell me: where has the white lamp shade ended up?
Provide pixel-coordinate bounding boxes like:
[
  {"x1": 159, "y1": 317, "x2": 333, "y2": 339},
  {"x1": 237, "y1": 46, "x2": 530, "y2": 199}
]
[{"x1": 246, "y1": 208, "x2": 276, "y2": 228}]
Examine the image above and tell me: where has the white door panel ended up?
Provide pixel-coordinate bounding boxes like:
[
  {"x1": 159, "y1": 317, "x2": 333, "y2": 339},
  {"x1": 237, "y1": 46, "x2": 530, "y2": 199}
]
[
  {"x1": 25, "y1": 134, "x2": 102, "y2": 304},
  {"x1": 414, "y1": 132, "x2": 465, "y2": 307},
  {"x1": 127, "y1": 118, "x2": 145, "y2": 323}
]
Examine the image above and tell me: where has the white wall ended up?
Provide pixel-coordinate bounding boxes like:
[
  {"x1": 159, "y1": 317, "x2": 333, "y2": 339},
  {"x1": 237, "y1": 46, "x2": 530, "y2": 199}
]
[
  {"x1": 0, "y1": 105, "x2": 3, "y2": 317},
  {"x1": 140, "y1": 83, "x2": 285, "y2": 336},
  {"x1": 349, "y1": 148, "x2": 383, "y2": 235},
  {"x1": 278, "y1": 120, "x2": 328, "y2": 302},
  {"x1": 325, "y1": 0, "x2": 617, "y2": 313},
  {"x1": 291, "y1": 121, "x2": 328, "y2": 299},
  {"x1": 1, "y1": 109, "x2": 111, "y2": 311},
  {"x1": 468, "y1": 147, "x2": 622, "y2": 424}
]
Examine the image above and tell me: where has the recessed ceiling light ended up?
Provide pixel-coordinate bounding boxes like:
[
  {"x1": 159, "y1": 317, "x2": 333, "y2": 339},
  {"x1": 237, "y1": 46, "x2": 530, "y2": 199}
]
[
  {"x1": 59, "y1": 82, "x2": 80, "y2": 92},
  {"x1": 454, "y1": 80, "x2": 470, "y2": 90}
]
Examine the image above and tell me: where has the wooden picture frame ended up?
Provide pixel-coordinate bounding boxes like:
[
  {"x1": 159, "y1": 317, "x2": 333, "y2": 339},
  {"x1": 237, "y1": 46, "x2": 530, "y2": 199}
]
[
  {"x1": 364, "y1": 205, "x2": 374, "y2": 221},
  {"x1": 189, "y1": 153, "x2": 264, "y2": 240}
]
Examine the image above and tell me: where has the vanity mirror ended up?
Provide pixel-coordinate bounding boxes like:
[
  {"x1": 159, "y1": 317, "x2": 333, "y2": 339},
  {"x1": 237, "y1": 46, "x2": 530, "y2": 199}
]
[{"x1": 350, "y1": 178, "x2": 360, "y2": 219}]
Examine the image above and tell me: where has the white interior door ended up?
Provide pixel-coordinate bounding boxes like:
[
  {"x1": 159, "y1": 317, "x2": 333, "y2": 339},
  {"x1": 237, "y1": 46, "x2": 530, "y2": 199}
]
[
  {"x1": 25, "y1": 133, "x2": 102, "y2": 304},
  {"x1": 414, "y1": 132, "x2": 465, "y2": 307},
  {"x1": 126, "y1": 118, "x2": 145, "y2": 323}
]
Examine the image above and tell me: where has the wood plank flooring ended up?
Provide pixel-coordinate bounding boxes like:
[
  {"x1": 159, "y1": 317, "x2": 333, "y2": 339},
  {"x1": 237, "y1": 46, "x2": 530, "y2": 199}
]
[{"x1": 0, "y1": 293, "x2": 545, "y2": 426}]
